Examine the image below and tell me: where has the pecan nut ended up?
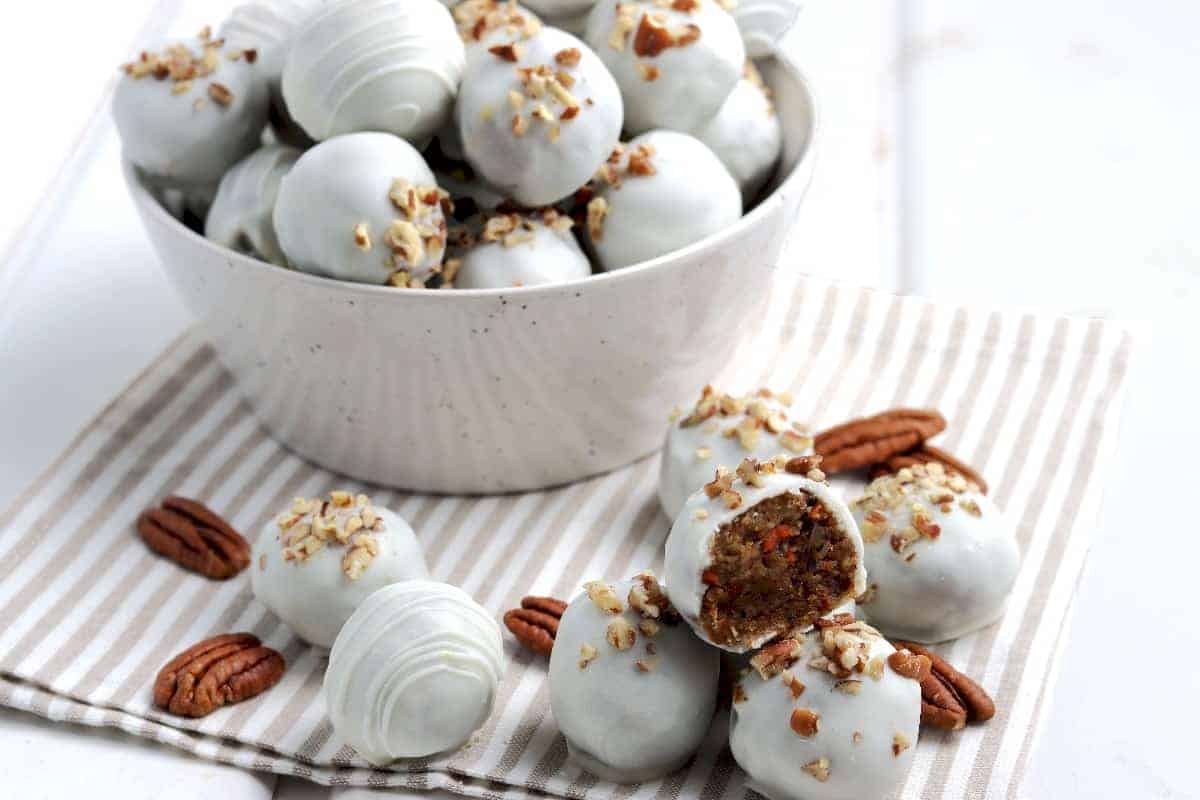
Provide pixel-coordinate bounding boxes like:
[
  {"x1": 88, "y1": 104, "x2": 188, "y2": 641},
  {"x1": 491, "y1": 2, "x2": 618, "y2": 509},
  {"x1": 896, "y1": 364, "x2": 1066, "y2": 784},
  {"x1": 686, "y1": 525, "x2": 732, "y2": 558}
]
[
  {"x1": 503, "y1": 595, "x2": 567, "y2": 656},
  {"x1": 153, "y1": 633, "x2": 285, "y2": 718},
  {"x1": 814, "y1": 409, "x2": 947, "y2": 473},
  {"x1": 138, "y1": 496, "x2": 250, "y2": 579},
  {"x1": 893, "y1": 640, "x2": 995, "y2": 731},
  {"x1": 870, "y1": 445, "x2": 988, "y2": 493}
]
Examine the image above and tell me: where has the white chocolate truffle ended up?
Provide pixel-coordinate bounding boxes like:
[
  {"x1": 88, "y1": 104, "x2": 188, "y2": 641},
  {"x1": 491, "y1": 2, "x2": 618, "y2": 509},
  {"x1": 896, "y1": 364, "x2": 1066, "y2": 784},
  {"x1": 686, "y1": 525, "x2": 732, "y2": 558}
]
[
  {"x1": 588, "y1": 130, "x2": 740, "y2": 271},
  {"x1": 457, "y1": 27, "x2": 623, "y2": 206},
  {"x1": 205, "y1": 144, "x2": 301, "y2": 265},
  {"x1": 113, "y1": 33, "x2": 270, "y2": 185},
  {"x1": 273, "y1": 132, "x2": 450, "y2": 286},
  {"x1": 664, "y1": 459, "x2": 867, "y2": 653},
  {"x1": 282, "y1": 0, "x2": 466, "y2": 144},
  {"x1": 729, "y1": 619, "x2": 922, "y2": 800},
  {"x1": 453, "y1": 0, "x2": 544, "y2": 64},
  {"x1": 691, "y1": 67, "x2": 781, "y2": 205},
  {"x1": 548, "y1": 572, "x2": 719, "y2": 782},
  {"x1": 251, "y1": 491, "x2": 430, "y2": 648},
  {"x1": 850, "y1": 463, "x2": 1019, "y2": 643},
  {"x1": 453, "y1": 210, "x2": 591, "y2": 288},
  {"x1": 658, "y1": 386, "x2": 813, "y2": 521},
  {"x1": 220, "y1": 1, "x2": 324, "y2": 97},
  {"x1": 325, "y1": 580, "x2": 504, "y2": 762},
  {"x1": 584, "y1": 0, "x2": 744, "y2": 134}
]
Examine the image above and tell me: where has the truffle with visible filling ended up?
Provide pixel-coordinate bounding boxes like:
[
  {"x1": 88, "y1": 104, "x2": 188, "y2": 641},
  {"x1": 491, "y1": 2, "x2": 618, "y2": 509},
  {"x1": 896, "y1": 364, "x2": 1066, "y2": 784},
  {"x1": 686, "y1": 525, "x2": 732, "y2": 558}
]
[
  {"x1": 588, "y1": 130, "x2": 740, "y2": 271},
  {"x1": 282, "y1": 0, "x2": 465, "y2": 144},
  {"x1": 549, "y1": 572, "x2": 720, "y2": 782},
  {"x1": 324, "y1": 580, "x2": 504, "y2": 761},
  {"x1": 205, "y1": 144, "x2": 300, "y2": 265},
  {"x1": 851, "y1": 462, "x2": 1019, "y2": 643},
  {"x1": 664, "y1": 458, "x2": 866, "y2": 652},
  {"x1": 250, "y1": 491, "x2": 429, "y2": 648},
  {"x1": 114, "y1": 30, "x2": 270, "y2": 185},
  {"x1": 658, "y1": 386, "x2": 813, "y2": 520},
  {"x1": 457, "y1": 26, "x2": 623, "y2": 206},
  {"x1": 729, "y1": 617, "x2": 923, "y2": 800},
  {"x1": 583, "y1": 0, "x2": 744, "y2": 133},
  {"x1": 273, "y1": 132, "x2": 451, "y2": 286}
]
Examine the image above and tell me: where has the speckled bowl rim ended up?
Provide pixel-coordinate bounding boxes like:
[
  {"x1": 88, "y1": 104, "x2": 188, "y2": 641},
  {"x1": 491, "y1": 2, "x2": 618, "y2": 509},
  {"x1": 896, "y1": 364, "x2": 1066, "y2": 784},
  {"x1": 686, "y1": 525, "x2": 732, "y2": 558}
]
[{"x1": 124, "y1": 52, "x2": 817, "y2": 300}]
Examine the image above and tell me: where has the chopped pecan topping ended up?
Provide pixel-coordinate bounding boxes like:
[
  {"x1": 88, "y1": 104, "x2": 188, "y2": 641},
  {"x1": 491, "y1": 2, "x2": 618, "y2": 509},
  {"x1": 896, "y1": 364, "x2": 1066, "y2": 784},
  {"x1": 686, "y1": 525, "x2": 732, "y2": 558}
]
[
  {"x1": 790, "y1": 707, "x2": 820, "y2": 737},
  {"x1": 802, "y1": 757, "x2": 831, "y2": 782},
  {"x1": 871, "y1": 444, "x2": 988, "y2": 493},
  {"x1": 605, "y1": 617, "x2": 637, "y2": 650},
  {"x1": 578, "y1": 643, "x2": 598, "y2": 669},
  {"x1": 584, "y1": 580, "x2": 624, "y2": 614},
  {"x1": 749, "y1": 638, "x2": 802, "y2": 679}
]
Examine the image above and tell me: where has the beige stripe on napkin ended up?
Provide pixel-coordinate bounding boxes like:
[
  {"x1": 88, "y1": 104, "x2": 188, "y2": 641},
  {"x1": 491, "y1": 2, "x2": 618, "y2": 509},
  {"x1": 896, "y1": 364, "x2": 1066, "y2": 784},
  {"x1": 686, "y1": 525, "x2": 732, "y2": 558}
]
[{"x1": 0, "y1": 274, "x2": 1133, "y2": 800}]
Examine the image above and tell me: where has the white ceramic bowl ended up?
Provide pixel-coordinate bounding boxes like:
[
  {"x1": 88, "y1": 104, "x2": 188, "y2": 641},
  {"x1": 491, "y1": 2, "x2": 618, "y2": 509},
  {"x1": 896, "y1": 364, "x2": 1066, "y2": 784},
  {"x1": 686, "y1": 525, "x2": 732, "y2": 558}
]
[{"x1": 123, "y1": 51, "x2": 816, "y2": 494}]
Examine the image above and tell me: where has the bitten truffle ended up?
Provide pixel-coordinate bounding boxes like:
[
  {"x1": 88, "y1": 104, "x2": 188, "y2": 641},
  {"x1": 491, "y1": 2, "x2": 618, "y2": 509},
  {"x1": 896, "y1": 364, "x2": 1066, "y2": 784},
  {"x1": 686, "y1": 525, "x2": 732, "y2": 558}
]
[
  {"x1": 850, "y1": 462, "x2": 1020, "y2": 642},
  {"x1": 250, "y1": 491, "x2": 429, "y2": 648},
  {"x1": 548, "y1": 572, "x2": 720, "y2": 782},
  {"x1": 663, "y1": 458, "x2": 866, "y2": 652}
]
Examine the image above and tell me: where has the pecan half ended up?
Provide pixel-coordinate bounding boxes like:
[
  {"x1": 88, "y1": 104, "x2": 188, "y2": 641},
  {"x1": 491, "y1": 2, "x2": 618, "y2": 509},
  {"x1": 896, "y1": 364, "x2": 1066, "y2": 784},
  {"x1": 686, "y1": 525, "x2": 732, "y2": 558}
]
[
  {"x1": 153, "y1": 633, "x2": 285, "y2": 718},
  {"x1": 137, "y1": 496, "x2": 250, "y2": 578},
  {"x1": 503, "y1": 595, "x2": 567, "y2": 656},
  {"x1": 870, "y1": 445, "x2": 988, "y2": 493},
  {"x1": 814, "y1": 409, "x2": 946, "y2": 473},
  {"x1": 893, "y1": 640, "x2": 995, "y2": 731}
]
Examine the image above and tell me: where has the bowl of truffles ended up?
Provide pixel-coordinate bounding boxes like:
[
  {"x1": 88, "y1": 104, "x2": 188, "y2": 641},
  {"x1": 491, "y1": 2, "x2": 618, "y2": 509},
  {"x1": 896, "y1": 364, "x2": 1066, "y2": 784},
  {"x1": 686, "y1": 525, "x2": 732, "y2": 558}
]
[{"x1": 118, "y1": 0, "x2": 816, "y2": 493}]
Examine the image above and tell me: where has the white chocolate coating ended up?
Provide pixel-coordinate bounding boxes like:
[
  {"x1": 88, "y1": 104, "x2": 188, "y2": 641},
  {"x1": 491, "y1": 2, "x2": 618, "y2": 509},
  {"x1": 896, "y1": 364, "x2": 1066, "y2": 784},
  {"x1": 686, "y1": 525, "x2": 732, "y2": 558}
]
[
  {"x1": 220, "y1": 0, "x2": 324, "y2": 96},
  {"x1": 658, "y1": 387, "x2": 813, "y2": 520},
  {"x1": 251, "y1": 493, "x2": 429, "y2": 648},
  {"x1": 205, "y1": 144, "x2": 301, "y2": 265},
  {"x1": 589, "y1": 130, "x2": 740, "y2": 271},
  {"x1": 436, "y1": 168, "x2": 508, "y2": 213},
  {"x1": 729, "y1": 623, "x2": 921, "y2": 800},
  {"x1": 691, "y1": 71, "x2": 781, "y2": 205},
  {"x1": 548, "y1": 573, "x2": 719, "y2": 782},
  {"x1": 457, "y1": 27, "x2": 623, "y2": 206},
  {"x1": 454, "y1": 212, "x2": 591, "y2": 288},
  {"x1": 273, "y1": 132, "x2": 449, "y2": 285},
  {"x1": 325, "y1": 580, "x2": 504, "y2": 762},
  {"x1": 524, "y1": 0, "x2": 594, "y2": 18},
  {"x1": 113, "y1": 35, "x2": 270, "y2": 185},
  {"x1": 850, "y1": 465, "x2": 1020, "y2": 643},
  {"x1": 584, "y1": 0, "x2": 744, "y2": 134},
  {"x1": 282, "y1": 0, "x2": 465, "y2": 144},
  {"x1": 664, "y1": 468, "x2": 867, "y2": 653}
]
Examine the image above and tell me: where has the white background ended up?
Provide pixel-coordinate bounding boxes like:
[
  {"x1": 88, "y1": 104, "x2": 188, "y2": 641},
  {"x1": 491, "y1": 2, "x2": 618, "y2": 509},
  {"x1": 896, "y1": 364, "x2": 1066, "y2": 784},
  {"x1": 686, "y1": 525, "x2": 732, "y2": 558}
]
[{"x1": 1, "y1": 1, "x2": 1197, "y2": 798}]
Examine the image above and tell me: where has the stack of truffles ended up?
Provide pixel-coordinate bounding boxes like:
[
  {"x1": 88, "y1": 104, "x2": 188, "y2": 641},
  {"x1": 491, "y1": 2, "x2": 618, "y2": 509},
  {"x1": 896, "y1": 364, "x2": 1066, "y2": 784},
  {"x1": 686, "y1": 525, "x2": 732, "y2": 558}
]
[
  {"x1": 137, "y1": 386, "x2": 1017, "y2": 800},
  {"x1": 113, "y1": 0, "x2": 785, "y2": 289}
]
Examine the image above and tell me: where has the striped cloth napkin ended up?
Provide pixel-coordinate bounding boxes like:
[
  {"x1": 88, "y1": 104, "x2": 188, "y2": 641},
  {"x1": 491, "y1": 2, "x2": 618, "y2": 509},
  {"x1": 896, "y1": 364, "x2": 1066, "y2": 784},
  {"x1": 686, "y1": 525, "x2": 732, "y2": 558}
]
[{"x1": 0, "y1": 272, "x2": 1132, "y2": 799}]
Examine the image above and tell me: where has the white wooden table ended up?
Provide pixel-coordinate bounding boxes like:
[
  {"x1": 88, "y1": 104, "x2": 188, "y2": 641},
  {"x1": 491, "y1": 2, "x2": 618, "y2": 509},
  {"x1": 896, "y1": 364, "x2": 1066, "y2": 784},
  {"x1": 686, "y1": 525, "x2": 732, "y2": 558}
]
[{"x1": 1, "y1": 1, "x2": 1196, "y2": 798}]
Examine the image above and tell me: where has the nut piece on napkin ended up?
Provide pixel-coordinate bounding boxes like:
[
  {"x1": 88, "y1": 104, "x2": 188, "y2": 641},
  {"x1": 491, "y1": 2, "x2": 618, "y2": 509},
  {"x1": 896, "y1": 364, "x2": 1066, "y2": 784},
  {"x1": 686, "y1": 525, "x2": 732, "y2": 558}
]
[
  {"x1": 137, "y1": 496, "x2": 251, "y2": 579},
  {"x1": 153, "y1": 633, "x2": 285, "y2": 718},
  {"x1": 814, "y1": 409, "x2": 946, "y2": 473}
]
